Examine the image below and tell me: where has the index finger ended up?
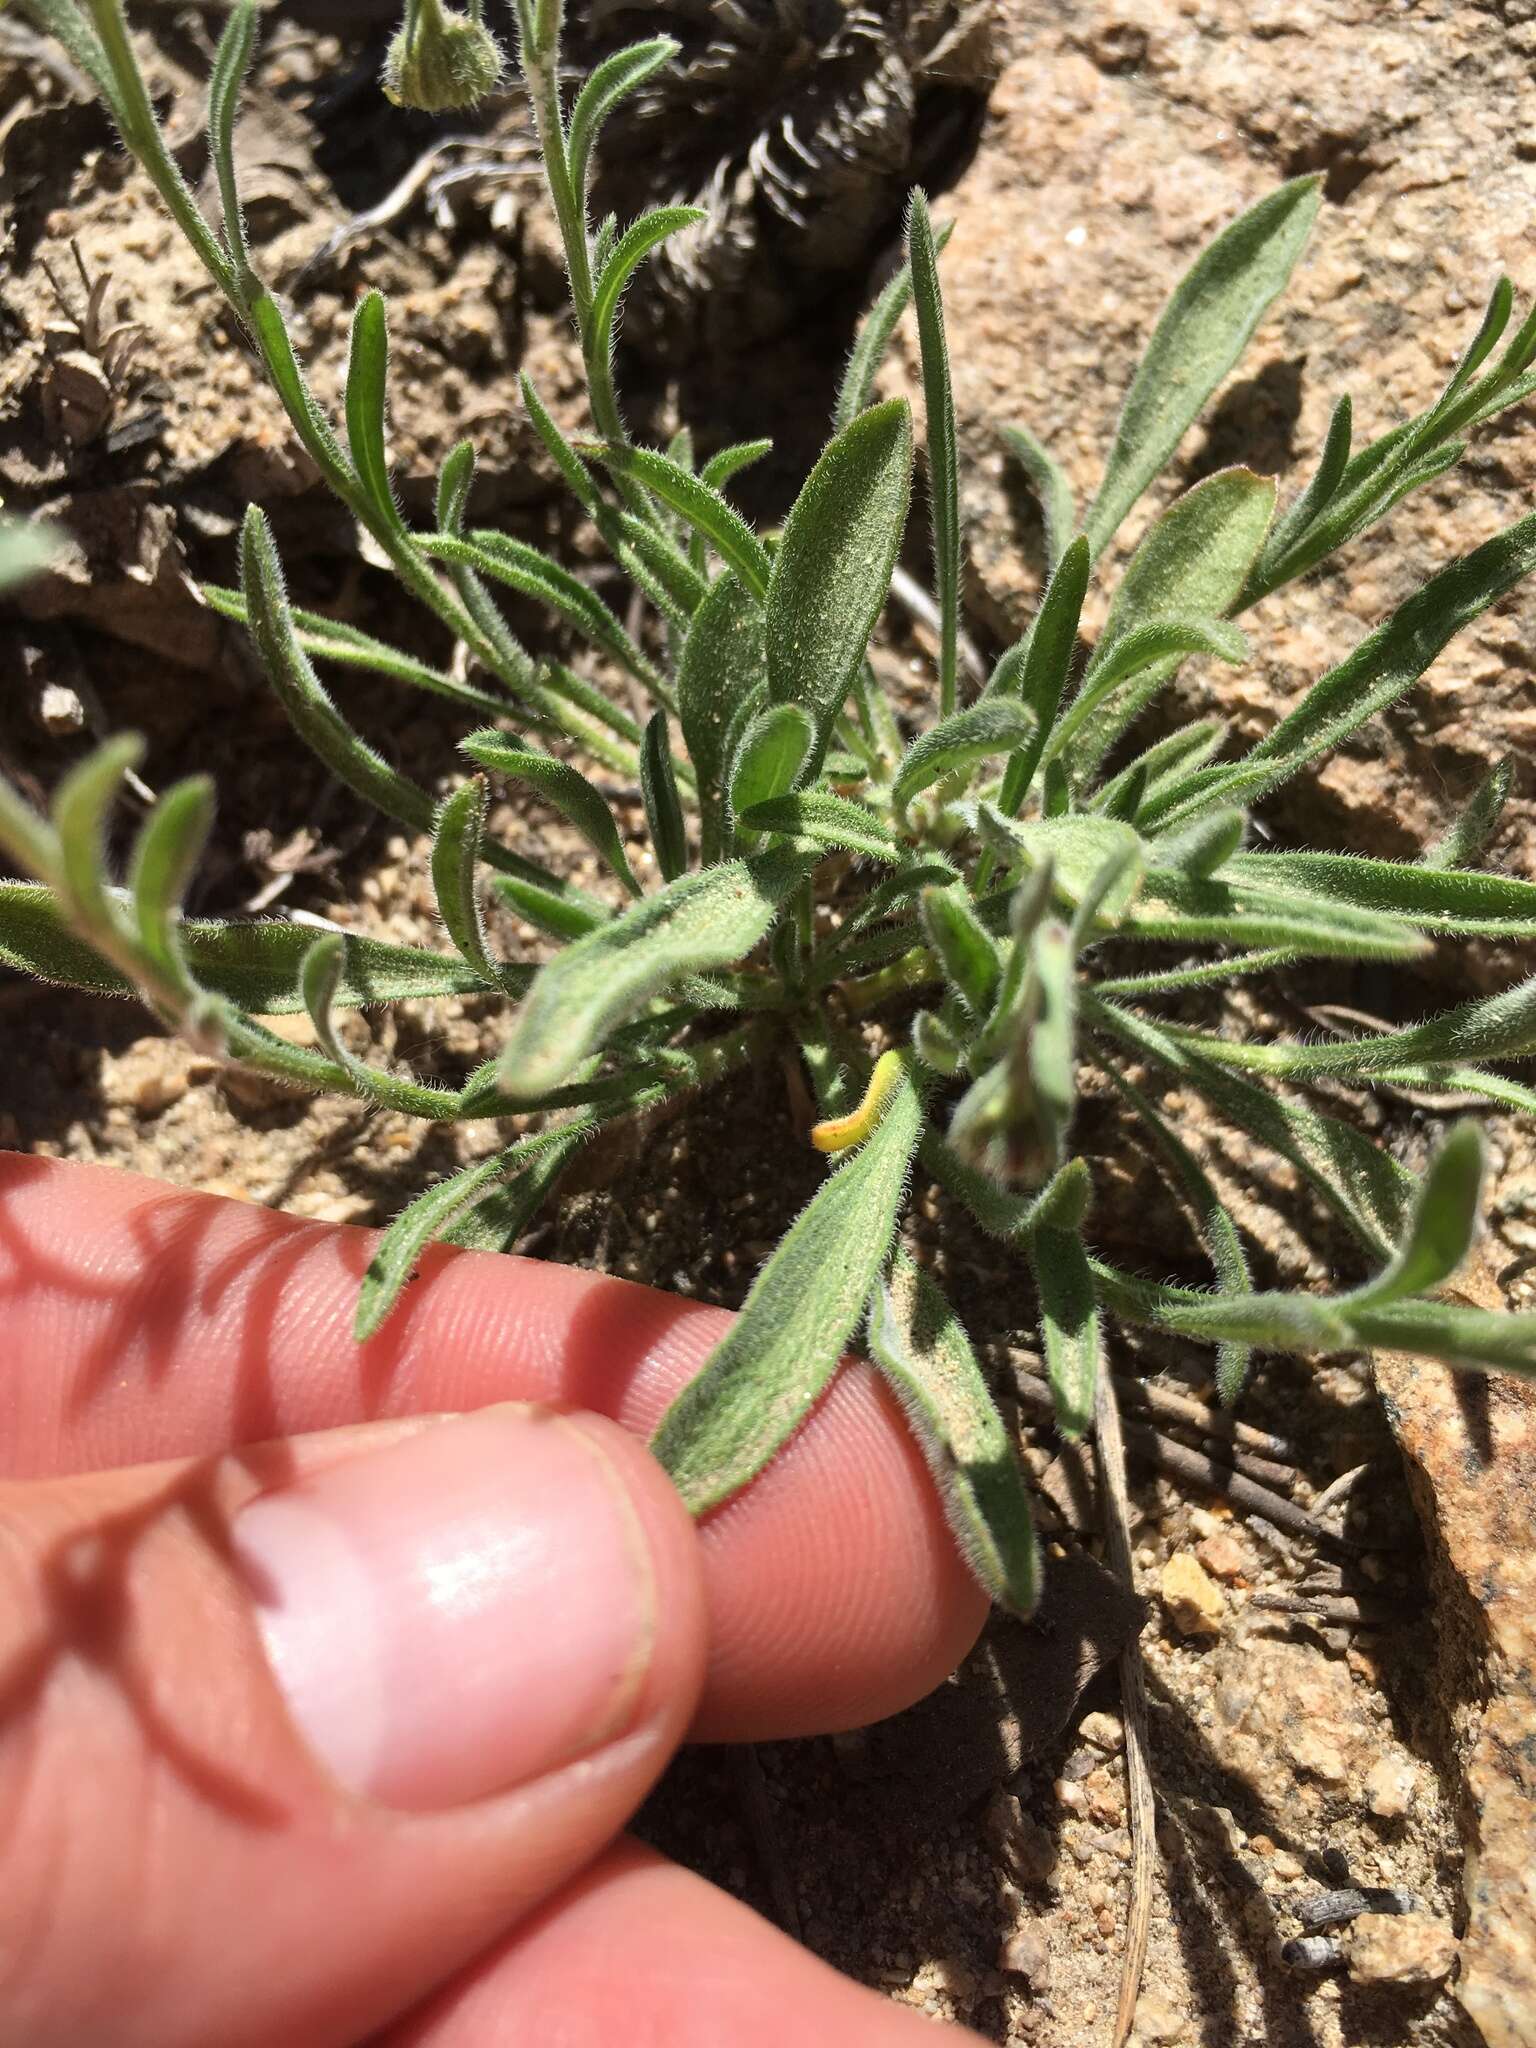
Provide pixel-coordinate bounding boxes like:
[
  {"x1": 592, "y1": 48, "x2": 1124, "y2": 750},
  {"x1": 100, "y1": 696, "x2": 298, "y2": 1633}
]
[{"x1": 0, "y1": 1154, "x2": 985, "y2": 1739}]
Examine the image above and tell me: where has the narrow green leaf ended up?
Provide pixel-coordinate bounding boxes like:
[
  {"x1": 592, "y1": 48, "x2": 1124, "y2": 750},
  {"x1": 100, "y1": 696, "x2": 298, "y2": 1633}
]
[
  {"x1": 992, "y1": 534, "x2": 1091, "y2": 818},
  {"x1": 249, "y1": 293, "x2": 357, "y2": 504},
  {"x1": 566, "y1": 35, "x2": 677, "y2": 195},
  {"x1": 462, "y1": 728, "x2": 642, "y2": 898},
  {"x1": 1063, "y1": 467, "x2": 1275, "y2": 773},
  {"x1": 1148, "y1": 510, "x2": 1536, "y2": 830},
  {"x1": 650, "y1": 1056, "x2": 923, "y2": 1513},
  {"x1": 921, "y1": 885, "x2": 1000, "y2": 1016},
  {"x1": 908, "y1": 190, "x2": 960, "y2": 715},
  {"x1": 640, "y1": 710, "x2": 687, "y2": 882},
  {"x1": 1164, "y1": 976, "x2": 1536, "y2": 1079},
  {"x1": 343, "y1": 289, "x2": 402, "y2": 532},
  {"x1": 1083, "y1": 176, "x2": 1321, "y2": 553},
  {"x1": 1056, "y1": 614, "x2": 1249, "y2": 773},
  {"x1": 912, "y1": 1007, "x2": 964, "y2": 1074},
  {"x1": 127, "y1": 775, "x2": 214, "y2": 997},
  {"x1": 1253, "y1": 393, "x2": 1352, "y2": 579},
  {"x1": 202, "y1": 584, "x2": 509, "y2": 720},
  {"x1": 424, "y1": 530, "x2": 662, "y2": 698},
  {"x1": 676, "y1": 571, "x2": 766, "y2": 862},
  {"x1": 700, "y1": 438, "x2": 772, "y2": 493},
  {"x1": 1127, "y1": 865, "x2": 1425, "y2": 962},
  {"x1": 519, "y1": 374, "x2": 600, "y2": 515},
  {"x1": 440, "y1": 1123, "x2": 590, "y2": 1251},
  {"x1": 1224, "y1": 847, "x2": 1536, "y2": 939},
  {"x1": 51, "y1": 732, "x2": 142, "y2": 935},
  {"x1": 727, "y1": 703, "x2": 814, "y2": 841},
  {"x1": 590, "y1": 204, "x2": 706, "y2": 374},
  {"x1": 767, "y1": 398, "x2": 913, "y2": 753},
  {"x1": 1348, "y1": 1122, "x2": 1485, "y2": 1312},
  {"x1": 893, "y1": 700, "x2": 1036, "y2": 816},
  {"x1": 1152, "y1": 807, "x2": 1246, "y2": 879},
  {"x1": 738, "y1": 789, "x2": 899, "y2": 864},
  {"x1": 1092, "y1": 1260, "x2": 1536, "y2": 1381},
  {"x1": 431, "y1": 779, "x2": 501, "y2": 988},
  {"x1": 207, "y1": 0, "x2": 258, "y2": 279},
  {"x1": 1088, "y1": 718, "x2": 1228, "y2": 820},
  {"x1": 495, "y1": 847, "x2": 811, "y2": 1098},
  {"x1": 1028, "y1": 1222, "x2": 1101, "y2": 1439},
  {"x1": 490, "y1": 871, "x2": 609, "y2": 942},
  {"x1": 1086, "y1": 993, "x2": 1414, "y2": 1256},
  {"x1": 824, "y1": 857, "x2": 959, "y2": 955},
  {"x1": 436, "y1": 437, "x2": 477, "y2": 531},
  {"x1": 298, "y1": 934, "x2": 459, "y2": 1120},
  {"x1": 1000, "y1": 422, "x2": 1077, "y2": 576},
  {"x1": 977, "y1": 810, "x2": 1147, "y2": 925},
  {"x1": 1420, "y1": 756, "x2": 1514, "y2": 872},
  {"x1": 1025, "y1": 921, "x2": 1076, "y2": 1166},
  {"x1": 356, "y1": 1132, "x2": 572, "y2": 1339},
  {"x1": 835, "y1": 223, "x2": 954, "y2": 434},
  {"x1": 613, "y1": 510, "x2": 707, "y2": 619},
  {"x1": 598, "y1": 442, "x2": 771, "y2": 598},
  {"x1": 869, "y1": 1250, "x2": 1039, "y2": 1615}
]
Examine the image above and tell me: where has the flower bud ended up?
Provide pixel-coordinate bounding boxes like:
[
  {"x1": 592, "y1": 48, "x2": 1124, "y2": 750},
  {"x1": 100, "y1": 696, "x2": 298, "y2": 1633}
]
[{"x1": 383, "y1": 0, "x2": 505, "y2": 112}]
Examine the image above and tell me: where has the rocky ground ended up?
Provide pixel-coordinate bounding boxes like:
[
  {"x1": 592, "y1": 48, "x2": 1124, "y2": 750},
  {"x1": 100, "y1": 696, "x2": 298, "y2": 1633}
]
[{"x1": 1, "y1": 2, "x2": 1534, "y2": 2044}]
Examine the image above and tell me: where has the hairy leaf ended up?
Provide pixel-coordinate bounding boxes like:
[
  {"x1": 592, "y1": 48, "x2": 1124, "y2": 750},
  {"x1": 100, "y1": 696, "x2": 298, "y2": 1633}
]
[
  {"x1": 1083, "y1": 177, "x2": 1320, "y2": 553},
  {"x1": 640, "y1": 710, "x2": 688, "y2": 882},
  {"x1": 1420, "y1": 756, "x2": 1514, "y2": 872},
  {"x1": 343, "y1": 289, "x2": 401, "y2": 532},
  {"x1": 893, "y1": 699, "x2": 1036, "y2": 816},
  {"x1": 767, "y1": 399, "x2": 913, "y2": 753},
  {"x1": 462, "y1": 728, "x2": 642, "y2": 897},
  {"x1": 1029, "y1": 1221, "x2": 1101, "y2": 1438},
  {"x1": 589, "y1": 204, "x2": 706, "y2": 375},
  {"x1": 1000, "y1": 422, "x2": 1076, "y2": 575},
  {"x1": 869, "y1": 1249, "x2": 1039, "y2": 1614},
  {"x1": 1347, "y1": 1121, "x2": 1485, "y2": 1311},
  {"x1": 739, "y1": 789, "x2": 899, "y2": 864},
  {"x1": 909, "y1": 190, "x2": 960, "y2": 714},
  {"x1": 1148, "y1": 510, "x2": 1536, "y2": 829},
  {"x1": 676, "y1": 570, "x2": 766, "y2": 861},
  {"x1": 1224, "y1": 847, "x2": 1536, "y2": 939},
  {"x1": 650, "y1": 1054, "x2": 922, "y2": 1513},
  {"x1": 598, "y1": 441, "x2": 771, "y2": 597},
  {"x1": 496, "y1": 848, "x2": 810, "y2": 1098},
  {"x1": 566, "y1": 35, "x2": 677, "y2": 195},
  {"x1": 727, "y1": 703, "x2": 815, "y2": 843},
  {"x1": 0, "y1": 883, "x2": 505, "y2": 1010}
]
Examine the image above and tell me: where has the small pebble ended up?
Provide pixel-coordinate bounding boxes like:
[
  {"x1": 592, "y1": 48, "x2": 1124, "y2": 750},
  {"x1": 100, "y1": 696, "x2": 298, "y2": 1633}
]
[
  {"x1": 1195, "y1": 1531, "x2": 1247, "y2": 1582},
  {"x1": 38, "y1": 681, "x2": 85, "y2": 735},
  {"x1": 1342, "y1": 1911, "x2": 1457, "y2": 1987},
  {"x1": 1364, "y1": 1756, "x2": 1415, "y2": 1819},
  {"x1": 1080, "y1": 1710, "x2": 1125, "y2": 1753},
  {"x1": 1160, "y1": 1553, "x2": 1226, "y2": 1636},
  {"x1": 1131, "y1": 1987, "x2": 1187, "y2": 2041},
  {"x1": 997, "y1": 1925, "x2": 1051, "y2": 1990}
]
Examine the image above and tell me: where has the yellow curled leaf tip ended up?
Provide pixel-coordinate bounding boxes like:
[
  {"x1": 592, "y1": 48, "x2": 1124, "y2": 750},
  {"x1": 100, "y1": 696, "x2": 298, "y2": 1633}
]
[{"x1": 810, "y1": 1048, "x2": 905, "y2": 1155}]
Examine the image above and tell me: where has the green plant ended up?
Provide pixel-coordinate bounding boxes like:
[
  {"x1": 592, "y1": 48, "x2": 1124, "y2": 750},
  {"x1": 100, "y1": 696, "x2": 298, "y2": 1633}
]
[{"x1": 6, "y1": 0, "x2": 1536, "y2": 1619}]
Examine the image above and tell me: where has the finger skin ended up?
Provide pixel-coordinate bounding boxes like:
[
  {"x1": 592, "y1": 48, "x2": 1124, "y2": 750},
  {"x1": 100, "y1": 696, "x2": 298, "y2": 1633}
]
[
  {"x1": 0, "y1": 1414, "x2": 705, "y2": 2048},
  {"x1": 0, "y1": 1155, "x2": 987, "y2": 1739},
  {"x1": 390, "y1": 1840, "x2": 972, "y2": 2048}
]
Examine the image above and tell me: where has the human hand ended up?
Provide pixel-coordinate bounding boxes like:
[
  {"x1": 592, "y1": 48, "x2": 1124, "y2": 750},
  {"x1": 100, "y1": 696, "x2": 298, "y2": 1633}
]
[{"x1": 0, "y1": 1154, "x2": 988, "y2": 2045}]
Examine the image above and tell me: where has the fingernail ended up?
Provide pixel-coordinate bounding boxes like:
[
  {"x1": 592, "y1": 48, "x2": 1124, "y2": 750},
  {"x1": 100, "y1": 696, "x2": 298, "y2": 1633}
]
[{"x1": 233, "y1": 1406, "x2": 656, "y2": 1810}]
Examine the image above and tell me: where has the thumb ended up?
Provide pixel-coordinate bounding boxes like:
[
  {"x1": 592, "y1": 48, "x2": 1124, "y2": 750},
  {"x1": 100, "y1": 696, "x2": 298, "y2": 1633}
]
[{"x1": 1, "y1": 1403, "x2": 705, "y2": 2048}]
